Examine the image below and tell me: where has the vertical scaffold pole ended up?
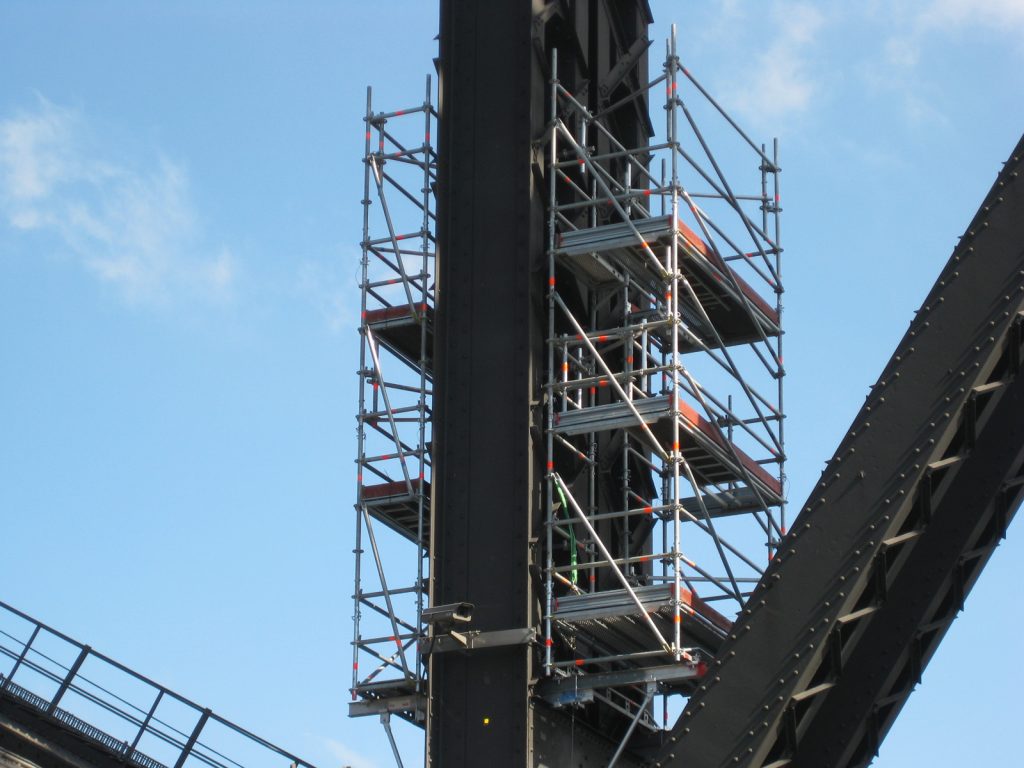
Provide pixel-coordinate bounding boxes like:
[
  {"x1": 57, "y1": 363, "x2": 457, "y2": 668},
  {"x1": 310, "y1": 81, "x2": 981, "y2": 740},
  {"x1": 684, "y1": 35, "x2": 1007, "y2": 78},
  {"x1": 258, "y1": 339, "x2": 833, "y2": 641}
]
[
  {"x1": 773, "y1": 137, "x2": 785, "y2": 538},
  {"x1": 351, "y1": 84, "x2": 373, "y2": 702},
  {"x1": 544, "y1": 47, "x2": 558, "y2": 678},
  {"x1": 415, "y1": 74, "x2": 433, "y2": 694},
  {"x1": 667, "y1": 24, "x2": 683, "y2": 660}
]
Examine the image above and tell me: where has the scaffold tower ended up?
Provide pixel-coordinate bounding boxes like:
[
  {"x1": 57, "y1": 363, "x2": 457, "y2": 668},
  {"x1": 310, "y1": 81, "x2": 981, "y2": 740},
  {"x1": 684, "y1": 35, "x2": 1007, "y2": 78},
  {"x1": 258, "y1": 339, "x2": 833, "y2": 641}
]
[
  {"x1": 349, "y1": 78, "x2": 436, "y2": 758},
  {"x1": 537, "y1": 26, "x2": 784, "y2": 733},
  {"x1": 350, "y1": 22, "x2": 784, "y2": 764}
]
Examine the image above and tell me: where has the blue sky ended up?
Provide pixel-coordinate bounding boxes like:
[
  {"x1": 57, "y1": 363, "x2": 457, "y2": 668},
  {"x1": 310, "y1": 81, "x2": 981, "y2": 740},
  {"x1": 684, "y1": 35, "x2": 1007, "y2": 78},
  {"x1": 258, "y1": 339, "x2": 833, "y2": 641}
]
[{"x1": 1, "y1": 2, "x2": 1022, "y2": 767}]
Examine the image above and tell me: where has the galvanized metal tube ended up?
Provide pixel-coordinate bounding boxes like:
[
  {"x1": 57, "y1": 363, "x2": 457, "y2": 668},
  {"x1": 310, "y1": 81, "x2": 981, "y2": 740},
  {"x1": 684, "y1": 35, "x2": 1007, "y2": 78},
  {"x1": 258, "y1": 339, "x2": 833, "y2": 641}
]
[
  {"x1": 553, "y1": 473, "x2": 672, "y2": 653},
  {"x1": 608, "y1": 688, "x2": 655, "y2": 768},
  {"x1": 360, "y1": 507, "x2": 412, "y2": 680},
  {"x1": 668, "y1": 25, "x2": 684, "y2": 658},
  {"x1": 552, "y1": 293, "x2": 669, "y2": 462},
  {"x1": 365, "y1": 327, "x2": 414, "y2": 490},
  {"x1": 544, "y1": 47, "x2": 559, "y2": 677},
  {"x1": 415, "y1": 74, "x2": 433, "y2": 690},
  {"x1": 352, "y1": 84, "x2": 373, "y2": 701}
]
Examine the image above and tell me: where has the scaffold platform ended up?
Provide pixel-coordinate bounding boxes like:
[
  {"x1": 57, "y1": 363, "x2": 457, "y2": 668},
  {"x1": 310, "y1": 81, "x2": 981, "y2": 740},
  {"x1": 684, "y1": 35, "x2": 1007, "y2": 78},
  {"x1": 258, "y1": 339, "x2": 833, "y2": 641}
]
[
  {"x1": 364, "y1": 304, "x2": 434, "y2": 376},
  {"x1": 361, "y1": 479, "x2": 431, "y2": 545},
  {"x1": 552, "y1": 584, "x2": 730, "y2": 662},
  {"x1": 552, "y1": 394, "x2": 783, "y2": 505},
  {"x1": 556, "y1": 215, "x2": 779, "y2": 348}
]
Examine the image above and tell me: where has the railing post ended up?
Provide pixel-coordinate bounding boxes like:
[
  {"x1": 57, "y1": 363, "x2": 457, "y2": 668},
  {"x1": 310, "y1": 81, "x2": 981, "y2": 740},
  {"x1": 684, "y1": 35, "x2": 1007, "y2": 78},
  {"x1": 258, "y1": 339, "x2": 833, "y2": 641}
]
[
  {"x1": 126, "y1": 688, "x2": 164, "y2": 760},
  {"x1": 47, "y1": 645, "x2": 90, "y2": 714},
  {"x1": 3, "y1": 624, "x2": 41, "y2": 690},
  {"x1": 173, "y1": 708, "x2": 211, "y2": 768}
]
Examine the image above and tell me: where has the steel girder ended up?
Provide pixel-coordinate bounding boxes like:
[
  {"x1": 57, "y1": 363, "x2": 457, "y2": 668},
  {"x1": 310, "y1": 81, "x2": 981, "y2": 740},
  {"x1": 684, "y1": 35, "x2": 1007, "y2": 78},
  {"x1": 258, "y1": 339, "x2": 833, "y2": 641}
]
[
  {"x1": 430, "y1": 1, "x2": 655, "y2": 765},
  {"x1": 429, "y1": 1, "x2": 545, "y2": 762},
  {"x1": 655, "y1": 136, "x2": 1024, "y2": 768}
]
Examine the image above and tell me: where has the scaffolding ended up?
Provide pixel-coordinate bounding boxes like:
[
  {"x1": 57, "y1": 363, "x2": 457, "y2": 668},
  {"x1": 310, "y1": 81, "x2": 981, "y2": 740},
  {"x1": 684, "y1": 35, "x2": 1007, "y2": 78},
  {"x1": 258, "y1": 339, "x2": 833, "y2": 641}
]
[
  {"x1": 348, "y1": 22, "x2": 783, "y2": 762},
  {"x1": 349, "y1": 77, "x2": 435, "y2": 759},
  {"x1": 539, "y1": 26, "x2": 784, "y2": 731}
]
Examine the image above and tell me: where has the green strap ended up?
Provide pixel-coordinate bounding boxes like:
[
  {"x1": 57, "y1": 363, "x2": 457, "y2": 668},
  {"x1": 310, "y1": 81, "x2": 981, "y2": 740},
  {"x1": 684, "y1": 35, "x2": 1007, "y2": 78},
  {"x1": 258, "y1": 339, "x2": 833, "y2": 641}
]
[{"x1": 554, "y1": 481, "x2": 579, "y2": 585}]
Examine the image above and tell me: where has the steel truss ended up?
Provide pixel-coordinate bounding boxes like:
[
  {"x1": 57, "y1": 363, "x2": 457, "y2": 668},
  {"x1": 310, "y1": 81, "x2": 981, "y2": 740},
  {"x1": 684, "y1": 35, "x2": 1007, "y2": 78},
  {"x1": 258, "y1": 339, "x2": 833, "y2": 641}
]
[
  {"x1": 539, "y1": 26, "x2": 784, "y2": 742},
  {"x1": 655, "y1": 133, "x2": 1024, "y2": 768},
  {"x1": 349, "y1": 79, "x2": 436, "y2": 755}
]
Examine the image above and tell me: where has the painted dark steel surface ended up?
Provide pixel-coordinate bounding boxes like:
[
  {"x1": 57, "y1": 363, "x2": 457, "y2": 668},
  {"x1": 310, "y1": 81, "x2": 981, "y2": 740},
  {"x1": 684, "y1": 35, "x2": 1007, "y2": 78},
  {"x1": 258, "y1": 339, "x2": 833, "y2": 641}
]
[
  {"x1": 429, "y1": 0, "x2": 547, "y2": 763},
  {"x1": 429, "y1": 1, "x2": 652, "y2": 764},
  {"x1": 656, "y1": 135, "x2": 1024, "y2": 767}
]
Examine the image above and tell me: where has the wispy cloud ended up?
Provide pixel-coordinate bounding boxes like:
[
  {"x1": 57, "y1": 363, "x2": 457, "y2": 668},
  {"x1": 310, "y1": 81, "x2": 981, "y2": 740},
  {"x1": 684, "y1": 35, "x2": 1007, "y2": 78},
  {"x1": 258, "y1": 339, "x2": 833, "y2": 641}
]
[
  {"x1": 0, "y1": 96, "x2": 235, "y2": 306},
  {"x1": 866, "y1": 1, "x2": 1024, "y2": 126},
  {"x1": 295, "y1": 258, "x2": 360, "y2": 333},
  {"x1": 690, "y1": 0, "x2": 1021, "y2": 134},
  {"x1": 718, "y1": 2, "x2": 825, "y2": 123},
  {"x1": 923, "y1": 0, "x2": 1024, "y2": 32},
  {"x1": 324, "y1": 737, "x2": 381, "y2": 768},
  {"x1": 878, "y1": 0, "x2": 1024, "y2": 68}
]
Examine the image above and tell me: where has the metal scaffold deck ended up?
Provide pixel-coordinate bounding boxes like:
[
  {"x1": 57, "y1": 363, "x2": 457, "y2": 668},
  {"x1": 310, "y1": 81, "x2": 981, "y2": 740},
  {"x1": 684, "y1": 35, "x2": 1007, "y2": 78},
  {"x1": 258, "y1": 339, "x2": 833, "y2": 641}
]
[
  {"x1": 539, "y1": 27, "x2": 785, "y2": 736},
  {"x1": 349, "y1": 78, "x2": 436, "y2": 759}
]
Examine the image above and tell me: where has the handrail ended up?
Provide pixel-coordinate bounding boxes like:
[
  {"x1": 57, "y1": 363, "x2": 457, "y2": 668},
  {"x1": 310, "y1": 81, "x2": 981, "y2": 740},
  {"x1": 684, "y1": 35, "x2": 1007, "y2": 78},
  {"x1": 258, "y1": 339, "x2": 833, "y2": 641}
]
[{"x1": 0, "y1": 599, "x2": 318, "y2": 768}]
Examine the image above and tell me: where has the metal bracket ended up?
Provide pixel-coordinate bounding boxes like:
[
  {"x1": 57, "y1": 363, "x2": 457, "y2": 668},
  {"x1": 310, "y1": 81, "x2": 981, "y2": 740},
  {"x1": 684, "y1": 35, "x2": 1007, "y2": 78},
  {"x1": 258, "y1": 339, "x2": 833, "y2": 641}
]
[
  {"x1": 418, "y1": 627, "x2": 536, "y2": 656},
  {"x1": 599, "y1": 37, "x2": 653, "y2": 100},
  {"x1": 535, "y1": 661, "x2": 702, "y2": 708},
  {"x1": 348, "y1": 694, "x2": 427, "y2": 721}
]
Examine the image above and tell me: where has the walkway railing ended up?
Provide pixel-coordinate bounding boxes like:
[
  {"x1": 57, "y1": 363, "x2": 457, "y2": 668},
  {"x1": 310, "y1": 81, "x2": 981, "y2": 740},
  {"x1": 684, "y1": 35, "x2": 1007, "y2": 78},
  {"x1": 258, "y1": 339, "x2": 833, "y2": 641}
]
[{"x1": 0, "y1": 600, "x2": 317, "y2": 768}]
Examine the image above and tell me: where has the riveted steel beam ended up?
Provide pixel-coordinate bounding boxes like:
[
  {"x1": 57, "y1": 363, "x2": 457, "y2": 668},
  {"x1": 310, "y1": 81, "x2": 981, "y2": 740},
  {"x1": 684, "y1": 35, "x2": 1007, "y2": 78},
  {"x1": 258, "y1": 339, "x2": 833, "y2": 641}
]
[{"x1": 656, "y1": 133, "x2": 1024, "y2": 768}]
